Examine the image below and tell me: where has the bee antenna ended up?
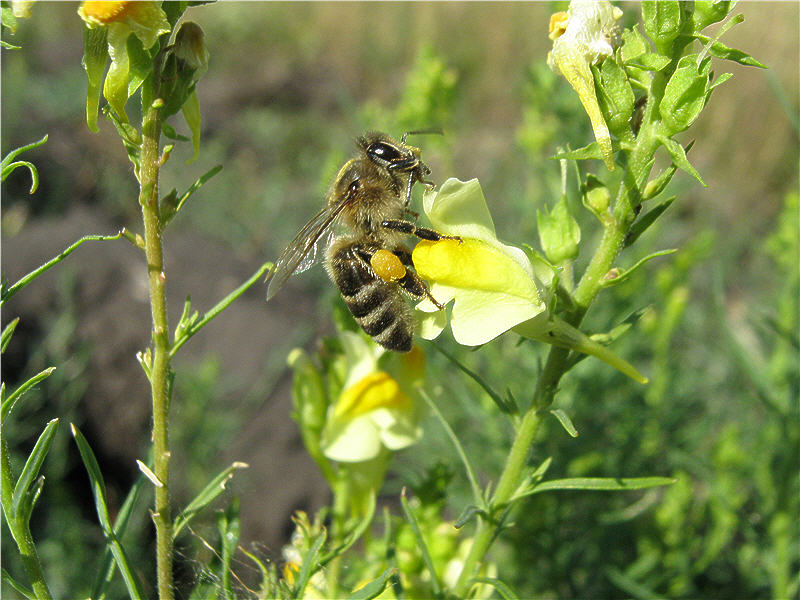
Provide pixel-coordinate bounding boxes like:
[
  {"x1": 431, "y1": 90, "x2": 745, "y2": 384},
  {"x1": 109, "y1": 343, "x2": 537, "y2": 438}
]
[{"x1": 401, "y1": 128, "x2": 444, "y2": 144}]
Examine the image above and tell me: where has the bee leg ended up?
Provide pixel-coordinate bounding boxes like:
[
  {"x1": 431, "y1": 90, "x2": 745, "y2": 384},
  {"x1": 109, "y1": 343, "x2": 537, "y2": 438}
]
[
  {"x1": 393, "y1": 249, "x2": 413, "y2": 266},
  {"x1": 396, "y1": 268, "x2": 446, "y2": 310},
  {"x1": 381, "y1": 219, "x2": 462, "y2": 243},
  {"x1": 391, "y1": 249, "x2": 447, "y2": 310}
]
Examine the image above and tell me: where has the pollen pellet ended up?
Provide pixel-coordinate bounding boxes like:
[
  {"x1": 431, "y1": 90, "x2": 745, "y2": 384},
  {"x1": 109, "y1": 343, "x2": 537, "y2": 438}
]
[{"x1": 370, "y1": 249, "x2": 406, "y2": 282}]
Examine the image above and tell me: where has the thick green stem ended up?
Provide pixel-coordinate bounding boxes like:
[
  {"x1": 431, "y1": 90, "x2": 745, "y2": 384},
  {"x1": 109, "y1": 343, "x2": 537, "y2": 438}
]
[
  {"x1": 454, "y1": 408, "x2": 544, "y2": 596},
  {"x1": 139, "y1": 101, "x2": 174, "y2": 600},
  {"x1": 1, "y1": 436, "x2": 53, "y2": 599}
]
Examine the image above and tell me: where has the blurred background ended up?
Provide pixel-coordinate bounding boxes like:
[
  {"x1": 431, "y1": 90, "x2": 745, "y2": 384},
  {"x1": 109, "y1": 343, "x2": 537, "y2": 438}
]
[{"x1": 2, "y1": 2, "x2": 798, "y2": 598}]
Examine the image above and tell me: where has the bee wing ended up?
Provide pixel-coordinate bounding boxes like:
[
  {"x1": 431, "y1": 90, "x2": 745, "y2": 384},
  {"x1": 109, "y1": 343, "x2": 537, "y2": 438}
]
[{"x1": 266, "y1": 194, "x2": 352, "y2": 301}]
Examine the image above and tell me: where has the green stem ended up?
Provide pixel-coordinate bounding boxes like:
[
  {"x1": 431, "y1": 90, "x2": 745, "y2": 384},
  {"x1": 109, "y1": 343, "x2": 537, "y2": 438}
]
[
  {"x1": 1, "y1": 436, "x2": 53, "y2": 600},
  {"x1": 326, "y1": 474, "x2": 349, "y2": 597},
  {"x1": 139, "y1": 100, "x2": 174, "y2": 600},
  {"x1": 453, "y1": 408, "x2": 544, "y2": 596},
  {"x1": 455, "y1": 71, "x2": 669, "y2": 596}
]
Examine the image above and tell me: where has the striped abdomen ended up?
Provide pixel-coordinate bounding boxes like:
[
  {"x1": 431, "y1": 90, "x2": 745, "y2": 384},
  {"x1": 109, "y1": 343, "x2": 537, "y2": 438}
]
[{"x1": 328, "y1": 242, "x2": 413, "y2": 352}]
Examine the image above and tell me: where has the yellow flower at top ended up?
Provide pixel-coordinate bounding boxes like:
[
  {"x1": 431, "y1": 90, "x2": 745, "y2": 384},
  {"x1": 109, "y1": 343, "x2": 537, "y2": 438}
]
[
  {"x1": 78, "y1": 1, "x2": 133, "y2": 24},
  {"x1": 77, "y1": 1, "x2": 170, "y2": 124},
  {"x1": 78, "y1": 1, "x2": 169, "y2": 49}
]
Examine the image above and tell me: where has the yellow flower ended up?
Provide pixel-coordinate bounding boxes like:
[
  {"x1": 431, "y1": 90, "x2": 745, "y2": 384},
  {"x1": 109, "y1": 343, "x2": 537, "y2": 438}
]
[
  {"x1": 78, "y1": 1, "x2": 170, "y2": 122},
  {"x1": 413, "y1": 178, "x2": 547, "y2": 346},
  {"x1": 413, "y1": 178, "x2": 647, "y2": 383},
  {"x1": 547, "y1": 0, "x2": 623, "y2": 170},
  {"x1": 320, "y1": 333, "x2": 423, "y2": 462}
]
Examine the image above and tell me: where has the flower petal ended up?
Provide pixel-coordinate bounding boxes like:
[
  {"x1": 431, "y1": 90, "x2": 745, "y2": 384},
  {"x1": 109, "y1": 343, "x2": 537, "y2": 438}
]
[
  {"x1": 322, "y1": 416, "x2": 382, "y2": 462},
  {"x1": 333, "y1": 371, "x2": 412, "y2": 419},
  {"x1": 118, "y1": 1, "x2": 170, "y2": 49},
  {"x1": 340, "y1": 331, "x2": 382, "y2": 390},
  {"x1": 414, "y1": 238, "x2": 538, "y2": 298},
  {"x1": 422, "y1": 178, "x2": 497, "y2": 241}
]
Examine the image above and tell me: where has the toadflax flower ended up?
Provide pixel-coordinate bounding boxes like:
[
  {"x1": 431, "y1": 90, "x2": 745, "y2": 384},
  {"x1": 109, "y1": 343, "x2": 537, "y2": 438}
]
[
  {"x1": 320, "y1": 332, "x2": 424, "y2": 462},
  {"x1": 413, "y1": 178, "x2": 647, "y2": 383},
  {"x1": 78, "y1": 1, "x2": 170, "y2": 123},
  {"x1": 548, "y1": 0, "x2": 623, "y2": 170}
]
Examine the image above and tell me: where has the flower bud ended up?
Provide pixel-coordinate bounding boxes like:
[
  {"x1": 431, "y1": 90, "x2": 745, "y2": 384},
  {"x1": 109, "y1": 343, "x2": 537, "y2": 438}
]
[{"x1": 173, "y1": 21, "x2": 209, "y2": 78}]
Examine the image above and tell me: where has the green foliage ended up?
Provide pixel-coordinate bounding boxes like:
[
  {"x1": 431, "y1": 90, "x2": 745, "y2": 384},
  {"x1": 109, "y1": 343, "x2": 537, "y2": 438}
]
[{"x1": 3, "y1": 1, "x2": 791, "y2": 599}]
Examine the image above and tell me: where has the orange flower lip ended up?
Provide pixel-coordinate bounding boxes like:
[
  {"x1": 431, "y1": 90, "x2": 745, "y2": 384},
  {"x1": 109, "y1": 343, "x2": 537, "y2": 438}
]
[{"x1": 78, "y1": 1, "x2": 132, "y2": 24}]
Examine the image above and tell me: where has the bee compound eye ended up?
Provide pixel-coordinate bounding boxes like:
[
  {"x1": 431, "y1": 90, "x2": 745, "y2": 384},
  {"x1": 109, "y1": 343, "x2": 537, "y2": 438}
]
[
  {"x1": 367, "y1": 142, "x2": 402, "y2": 163},
  {"x1": 348, "y1": 180, "x2": 360, "y2": 193}
]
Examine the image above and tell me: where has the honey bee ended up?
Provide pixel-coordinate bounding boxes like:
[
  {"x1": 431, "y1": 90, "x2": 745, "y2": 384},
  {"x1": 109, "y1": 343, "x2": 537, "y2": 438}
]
[{"x1": 266, "y1": 131, "x2": 458, "y2": 352}]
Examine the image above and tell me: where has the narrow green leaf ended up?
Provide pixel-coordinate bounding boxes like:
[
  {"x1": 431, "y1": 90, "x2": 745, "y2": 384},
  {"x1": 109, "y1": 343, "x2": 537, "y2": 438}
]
[
  {"x1": 508, "y1": 457, "x2": 554, "y2": 505},
  {"x1": 2, "y1": 367, "x2": 56, "y2": 423},
  {"x1": 620, "y1": 25, "x2": 648, "y2": 62},
  {"x1": 1, "y1": 134, "x2": 48, "y2": 171},
  {"x1": 320, "y1": 491, "x2": 376, "y2": 565},
  {"x1": 164, "y1": 163, "x2": 222, "y2": 226},
  {"x1": 182, "y1": 89, "x2": 202, "y2": 163},
  {"x1": 71, "y1": 424, "x2": 146, "y2": 600},
  {"x1": 472, "y1": 577, "x2": 520, "y2": 600},
  {"x1": 606, "y1": 566, "x2": 666, "y2": 600},
  {"x1": 531, "y1": 457, "x2": 553, "y2": 481},
  {"x1": 81, "y1": 26, "x2": 108, "y2": 132},
  {"x1": 216, "y1": 498, "x2": 241, "y2": 599},
  {"x1": 429, "y1": 342, "x2": 516, "y2": 414},
  {"x1": 529, "y1": 476, "x2": 676, "y2": 496},
  {"x1": 125, "y1": 34, "x2": 153, "y2": 99},
  {"x1": 1, "y1": 317, "x2": 20, "y2": 354},
  {"x1": 291, "y1": 528, "x2": 326, "y2": 599},
  {"x1": 170, "y1": 261, "x2": 270, "y2": 357},
  {"x1": 601, "y1": 249, "x2": 677, "y2": 287},
  {"x1": 627, "y1": 196, "x2": 676, "y2": 247},
  {"x1": 552, "y1": 142, "x2": 603, "y2": 161},
  {"x1": 400, "y1": 490, "x2": 441, "y2": 596},
  {"x1": 707, "y1": 72, "x2": 733, "y2": 94},
  {"x1": 348, "y1": 567, "x2": 397, "y2": 600},
  {"x1": 239, "y1": 546, "x2": 275, "y2": 599},
  {"x1": 12, "y1": 419, "x2": 58, "y2": 519},
  {"x1": 1, "y1": 161, "x2": 39, "y2": 194},
  {"x1": 454, "y1": 504, "x2": 484, "y2": 529},
  {"x1": 418, "y1": 388, "x2": 485, "y2": 508},
  {"x1": 1, "y1": 232, "x2": 124, "y2": 307},
  {"x1": 173, "y1": 461, "x2": 248, "y2": 539},
  {"x1": 2, "y1": 568, "x2": 36, "y2": 600},
  {"x1": 658, "y1": 134, "x2": 706, "y2": 186},
  {"x1": 550, "y1": 409, "x2": 578, "y2": 437},
  {"x1": 162, "y1": 122, "x2": 190, "y2": 141},
  {"x1": 0, "y1": 39, "x2": 21, "y2": 50},
  {"x1": 71, "y1": 424, "x2": 111, "y2": 529},
  {"x1": 90, "y1": 472, "x2": 147, "y2": 600}
]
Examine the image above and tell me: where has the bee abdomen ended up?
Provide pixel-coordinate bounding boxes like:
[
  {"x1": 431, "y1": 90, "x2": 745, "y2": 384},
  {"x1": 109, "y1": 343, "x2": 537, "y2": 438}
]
[
  {"x1": 329, "y1": 242, "x2": 414, "y2": 352},
  {"x1": 341, "y1": 279, "x2": 413, "y2": 352}
]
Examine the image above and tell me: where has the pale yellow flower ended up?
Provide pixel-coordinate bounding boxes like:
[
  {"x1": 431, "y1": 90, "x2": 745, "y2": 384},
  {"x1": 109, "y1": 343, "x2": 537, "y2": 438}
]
[{"x1": 548, "y1": 0, "x2": 623, "y2": 170}]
